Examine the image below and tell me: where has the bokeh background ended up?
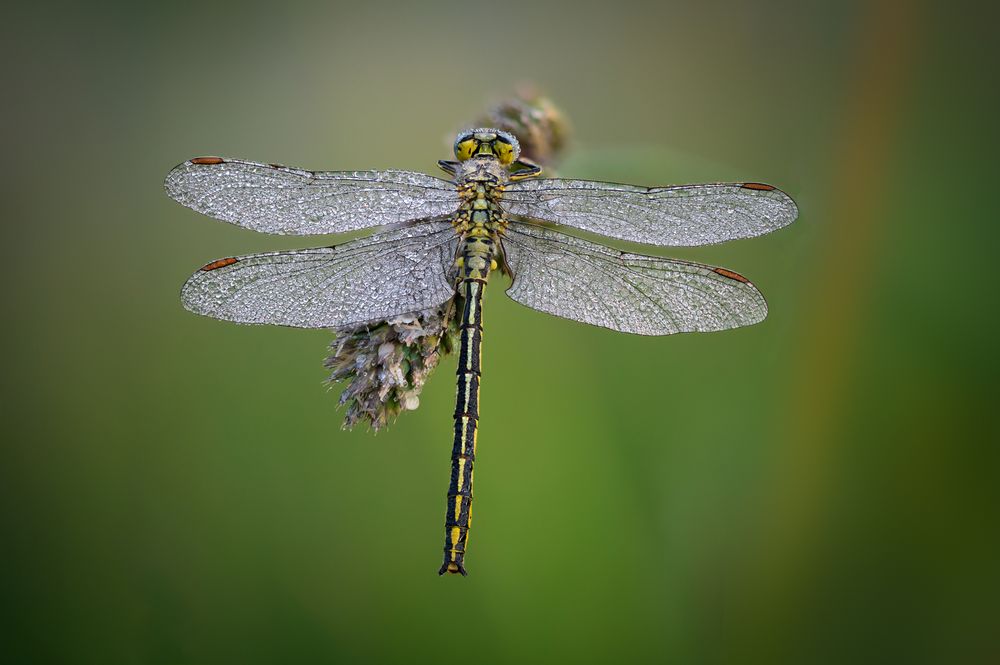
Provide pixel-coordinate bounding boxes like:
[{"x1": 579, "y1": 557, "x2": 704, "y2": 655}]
[{"x1": 4, "y1": 1, "x2": 997, "y2": 663}]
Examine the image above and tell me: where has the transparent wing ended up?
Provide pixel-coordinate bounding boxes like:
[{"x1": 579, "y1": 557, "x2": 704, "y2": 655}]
[
  {"x1": 503, "y1": 179, "x2": 797, "y2": 247},
  {"x1": 181, "y1": 222, "x2": 459, "y2": 328},
  {"x1": 502, "y1": 224, "x2": 767, "y2": 335},
  {"x1": 165, "y1": 157, "x2": 459, "y2": 235}
]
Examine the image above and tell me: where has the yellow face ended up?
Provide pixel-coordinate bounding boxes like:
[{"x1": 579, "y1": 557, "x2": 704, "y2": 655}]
[{"x1": 454, "y1": 128, "x2": 520, "y2": 165}]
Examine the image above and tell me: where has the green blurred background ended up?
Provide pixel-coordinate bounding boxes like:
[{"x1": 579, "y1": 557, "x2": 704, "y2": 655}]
[{"x1": 4, "y1": 1, "x2": 997, "y2": 663}]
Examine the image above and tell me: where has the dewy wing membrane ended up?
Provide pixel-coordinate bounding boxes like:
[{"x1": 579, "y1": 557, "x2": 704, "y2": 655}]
[
  {"x1": 181, "y1": 222, "x2": 459, "y2": 328},
  {"x1": 502, "y1": 224, "x2": 767, "y2": 335},
  {"x1": 165, "y1": 158, "x2": 459, "y2": 236},
  {"x1": 503, "y1": 179, "x2": 797, "y2": 247}
]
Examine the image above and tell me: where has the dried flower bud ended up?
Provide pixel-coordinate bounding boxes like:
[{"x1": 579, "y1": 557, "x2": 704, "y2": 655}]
[
  {"x1": 325, "y1": 300, "x2": 459, "y2": 431},
  {"x1": 475, "y1": 85, "x2": 571, "y2": 168}
]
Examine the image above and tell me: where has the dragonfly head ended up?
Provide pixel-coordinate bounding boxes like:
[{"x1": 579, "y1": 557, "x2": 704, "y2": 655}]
[{"x1": 454, "y1": 128, "x2": 520, "y2": 166}]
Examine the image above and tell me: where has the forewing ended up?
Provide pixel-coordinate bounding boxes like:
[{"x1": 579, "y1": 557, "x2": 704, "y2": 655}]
[
  {"x1": 181, "y1": 222, "x2": 459, "y2": 328},
  {"x1": 503, "y1": 179, "x2": 797, "y2": 247},
  {"x1": 502, "y1": 224, "x2": 767, "y2": 335},
  {"x1": 165, "y1": 157, "x2": 459, "y2": 235}
]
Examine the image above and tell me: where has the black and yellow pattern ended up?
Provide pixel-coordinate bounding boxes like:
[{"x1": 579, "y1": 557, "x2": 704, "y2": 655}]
[
  {"x1": 440, "y1": 276, "x2": 485, "y2": 575},
  {"x1": 439, "y1": 223, "x2": 498, "y2": 574},
  {"x1": 438, "y1": 130, "x2": 515, "y2": 575}
]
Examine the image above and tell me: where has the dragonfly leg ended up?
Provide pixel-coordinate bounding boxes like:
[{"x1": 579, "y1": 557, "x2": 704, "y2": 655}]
[{"x1": 508, "y1": 157, "x2": 541, "y2": 180}]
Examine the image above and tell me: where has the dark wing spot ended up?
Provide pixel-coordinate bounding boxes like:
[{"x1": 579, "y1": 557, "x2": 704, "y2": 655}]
[
  {"x1": 190, "y1": 157, "x2": 225, "y2": 165},
  {"x1": 740, "y1": 182, "x2": 776, "y2": 191},
  {"x1": 713, "y1": 267, "x2": 751, "y2": 283},
  {"x1": 201, "y1": 257, "x2": 239, "y2": 271}
]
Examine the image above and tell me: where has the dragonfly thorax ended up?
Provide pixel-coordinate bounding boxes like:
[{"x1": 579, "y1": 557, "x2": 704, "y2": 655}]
[{"x1": 453, "y1": 159, "x2": 508, "y2": 232}]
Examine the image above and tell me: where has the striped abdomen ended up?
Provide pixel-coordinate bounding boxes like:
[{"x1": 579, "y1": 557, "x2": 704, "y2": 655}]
[{"x1": 440, "y1": 232, "x2": 494, "y2": 575}]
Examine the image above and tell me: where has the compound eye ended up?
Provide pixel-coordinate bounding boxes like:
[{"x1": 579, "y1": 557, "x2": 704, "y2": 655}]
[
  {"x1": 493, "y1": 137, "x2": 515, "y2": 165},
  {"x1": 455, "y1": 135, "x2": 478, "y2": 161}
]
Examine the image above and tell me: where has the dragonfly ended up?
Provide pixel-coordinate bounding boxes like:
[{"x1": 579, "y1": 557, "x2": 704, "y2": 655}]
[{"x1": 165, "y1": 128, "x2": 798, "y2": 576}]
